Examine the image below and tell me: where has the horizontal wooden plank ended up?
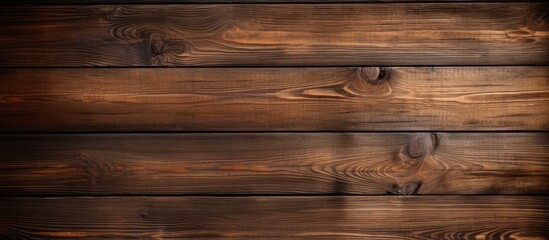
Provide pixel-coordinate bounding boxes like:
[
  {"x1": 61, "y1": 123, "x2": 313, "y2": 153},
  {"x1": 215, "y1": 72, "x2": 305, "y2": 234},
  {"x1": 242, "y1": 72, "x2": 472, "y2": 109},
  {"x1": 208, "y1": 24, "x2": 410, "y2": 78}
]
[
  {"x1": 3, "y1": 0, "x2": 539, "y2": 3},
  {"x1": 1, "y1": 133, "x2": 547, "y2": 195},
  {"x1": 1, "y1": 3, "x2": 547, "y2": 66},
  {"x1": 110, "y1": 0, "x2": 544, "y2": 1},
  {"x1": 3, "y1": 0, "x2": 89, "y2": 3},
  {"x1": 1, "y1": 196, "x2": 547, "y2": 238},
  {"x1": 1, "y1": 67, "x2": 547, "y2": 131}
]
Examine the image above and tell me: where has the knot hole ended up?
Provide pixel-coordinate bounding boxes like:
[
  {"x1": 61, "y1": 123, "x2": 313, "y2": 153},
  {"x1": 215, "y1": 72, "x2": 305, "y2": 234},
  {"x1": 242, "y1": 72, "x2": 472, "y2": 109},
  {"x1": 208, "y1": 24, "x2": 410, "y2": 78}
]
[{"x1": 359, "y1": 67, "x2": 392, "y2": 84}]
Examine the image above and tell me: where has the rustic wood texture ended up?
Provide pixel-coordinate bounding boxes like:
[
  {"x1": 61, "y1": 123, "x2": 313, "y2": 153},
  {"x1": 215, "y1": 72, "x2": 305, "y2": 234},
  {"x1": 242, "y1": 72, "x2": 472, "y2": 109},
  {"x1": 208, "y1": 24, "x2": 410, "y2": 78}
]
[
  {"x1": 1, "y1": 3, "x2": 547, "y2": 66},
  {"x1": 3, "y1": 0, "x2": 539, "y2": 3},
  {"x1": 3, "y1": 0, "x2": 89, "y2": 3},
  {"x1": 1, "y1": 67, "x2": 548, "y2": 131},
  {"x1": 1, "y1": 133, "x2": 547, "y2": 195},
  {"x1": 1, "y1": 196, "x2": 547, "y2": 239},
  {"x1": 1, "y1": 0, "x2": 548, "y2": 237},
  {"x1": 92, "y1": 0, "x2": 549, "y2": 2}
]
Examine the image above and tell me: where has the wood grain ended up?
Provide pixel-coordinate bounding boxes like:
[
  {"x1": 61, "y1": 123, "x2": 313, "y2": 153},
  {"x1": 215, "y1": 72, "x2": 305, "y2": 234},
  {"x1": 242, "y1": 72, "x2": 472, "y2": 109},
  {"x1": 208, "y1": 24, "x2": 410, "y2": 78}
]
[
  {"x1": 1, "y1": 3, "x2": 547, "y2": 66},
  {"x1": 1, "y1": 196, "x2": 547, "y2": 239},
  {"x1": 3, "y1": 0, "x2": 89, "y2": 3},
  {"x1": 2, "y1": 0, "x2": 543, "y2": 2},
  {"x1": 92, "y1": 0, "x2": 549, "y2": 2},
  {"x1": 1, "y1": 133, "x2": 547, "y2": 195},
  {"x1": 1, "y1": 67, "x2": 547, "y2": 131}
]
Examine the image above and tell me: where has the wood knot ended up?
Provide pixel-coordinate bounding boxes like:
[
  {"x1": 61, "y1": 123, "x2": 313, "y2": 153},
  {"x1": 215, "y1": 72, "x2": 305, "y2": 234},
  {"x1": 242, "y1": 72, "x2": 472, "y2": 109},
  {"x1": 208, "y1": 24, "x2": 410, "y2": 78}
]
[
  {"x1": 396, "y1": 181, "x2": 421, "y2": 195},
  {"x1": 140, "y1": 211, "x2": 149, "y2": 220},
  {"x1": 397, "y1": 133, "x2": 438, "y2": 167},
  {"x1": 359, "y1": 67, "x2": 391, "y2": 84},
  {"x1": 407, "y1": 133, "x2": 437, "y2": 159},
  {"x1": 105, "y1": 6, "x2": 124, "y2": 20},
  {"x1": 149, "y1": 37, "x2": 188, "y2": 65}
]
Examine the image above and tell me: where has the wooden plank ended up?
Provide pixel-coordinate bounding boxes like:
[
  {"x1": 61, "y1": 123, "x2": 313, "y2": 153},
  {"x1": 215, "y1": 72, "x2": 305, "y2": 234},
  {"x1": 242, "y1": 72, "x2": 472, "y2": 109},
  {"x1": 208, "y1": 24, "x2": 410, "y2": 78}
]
[
  {"x1": 2, "y1": 0, "x2": 537, "y2": 3},
  {"x1": 1, "y1": 67, "x2": 547, "y2": 131},
  {"x1": 1, "y1": 133, "x2": 547, "y2": 195},
  {"x1": 1, "y1": 3, "x2": 547, "y2": 66},
  {"x1": 91, "y1": 0, "x2": 549, "y2": 2},
  {"x1": 3, "y1": 0, "x2": 89, "y2": 3},
  {"x1": 1, "y1": 196, "x2": 547, "y2": 238}
]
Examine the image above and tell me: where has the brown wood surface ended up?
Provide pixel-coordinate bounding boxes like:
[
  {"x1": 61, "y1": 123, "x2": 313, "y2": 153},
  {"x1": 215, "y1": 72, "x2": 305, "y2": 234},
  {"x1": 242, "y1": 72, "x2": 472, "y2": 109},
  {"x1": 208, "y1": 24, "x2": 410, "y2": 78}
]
[
  {"x1": 1, "y1": 3, "x2": 547, "y2": 66},
  {"x1": 1, "y1": 67, "x2": 548, "y2": 131},
  {"x1": 1, "y1": 133, "x2": 547, "y2": 195},
  {"x1": 1, "y1": 0, "x2": 548, "y2": 238},
  {"x1": 4, "y1": 0, "x2": 89, "y2": 3},
  {"x1": 91, "y1": 0, "x2": 549, "y2": 2},
  {"x1": 3, "y1": 0, "x2": 540, "y2": 3},
  {"x1": 1, "y1": 196, "x2": 547, "y2": 239}
]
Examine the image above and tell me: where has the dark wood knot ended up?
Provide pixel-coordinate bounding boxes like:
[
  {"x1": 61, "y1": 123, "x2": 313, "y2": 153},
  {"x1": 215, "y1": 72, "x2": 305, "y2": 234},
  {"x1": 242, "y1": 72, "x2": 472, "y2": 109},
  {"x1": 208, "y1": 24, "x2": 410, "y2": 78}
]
[
  {"x1": 140, "y1": 211, "x2": 149, "y2": 220},
  {"x1": 360, "y1": 67, "x2": 391, "y2": 84},
  {"x1": 397, "y1": 181, "x2": 421, "y2": 195},
  {"x1": 149, "y1": 38, "x2": 188, "y2": 65},
  {"x1": 407, "y1": 133, "x2": 437, "y2": 159}
]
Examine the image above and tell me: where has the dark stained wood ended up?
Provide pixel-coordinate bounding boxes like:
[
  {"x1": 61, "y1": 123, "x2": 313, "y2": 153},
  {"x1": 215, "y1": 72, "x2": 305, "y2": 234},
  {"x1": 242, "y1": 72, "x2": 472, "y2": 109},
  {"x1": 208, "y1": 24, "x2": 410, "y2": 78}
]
[
  {"x1": 2, "y1": 0, "x2": 539, "y2": 3},
  {"x1": 1, "y1": 133, "x2": 547, "y2": 195},
  {"x1": 1, "y1": 67, "x2": 547, "y2": 131},
  {"x1": 1, "y1": 3, "x2": 547, "y2": 66},
  {"x1": 1, "y1": 196, "x2": 547, "y2": 238},
  {"x1": 91, "y1": 0, "x2": 549, "y2": 2},
  {"x1": 3, "y1": 0, "x2": 89, "y2": 3},
  {"x1": 1, "y1": 0, "x2": 547, "y2": 238}
]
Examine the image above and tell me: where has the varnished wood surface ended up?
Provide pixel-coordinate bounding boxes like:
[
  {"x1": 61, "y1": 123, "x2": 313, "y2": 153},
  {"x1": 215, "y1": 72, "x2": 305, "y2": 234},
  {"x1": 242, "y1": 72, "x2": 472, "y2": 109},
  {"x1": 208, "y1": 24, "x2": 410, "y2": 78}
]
[
  {"x1": 4, "y1": 0, "x2": 541, "y2": 3},
  {"x1": 1, "y1": 196, "x2": 547, "y2": 239},
  {"x1": 1, "y1": 67, "x2": 548, "y2": 131},
  {"x1": 3, "y1": 0, "x2": 88, "y2": 3},
  {"x1": 2, "y1": 133, "x2": 547, "y2": 195},
  {"x1": 1, "y1": 3, "x2": 547, "y2": 66},
  {"x1": 1, "y1": 0, "x2": 548, "y2": 237}
]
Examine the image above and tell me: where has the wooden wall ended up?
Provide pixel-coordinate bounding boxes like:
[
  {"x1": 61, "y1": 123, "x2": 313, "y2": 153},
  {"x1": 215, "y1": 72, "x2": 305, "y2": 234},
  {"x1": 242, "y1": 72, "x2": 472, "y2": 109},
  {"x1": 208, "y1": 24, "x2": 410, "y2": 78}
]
[{"x1": 0, "y1": 1, "x2": 548, "y2": 239}]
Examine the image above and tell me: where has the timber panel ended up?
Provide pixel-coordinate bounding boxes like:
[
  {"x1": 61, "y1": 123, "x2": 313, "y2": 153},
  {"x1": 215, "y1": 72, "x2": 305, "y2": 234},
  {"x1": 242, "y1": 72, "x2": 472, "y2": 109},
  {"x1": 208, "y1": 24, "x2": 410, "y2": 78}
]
[
  {"x1": 1, "y1": 67, "x2": 547, "y2": 131},
  {"x1": 1, "y1": 3, "x2": 547, "y2": 66},
  {"x1": 0, "y1": 196, "x2": 547, "y2": 239}
]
